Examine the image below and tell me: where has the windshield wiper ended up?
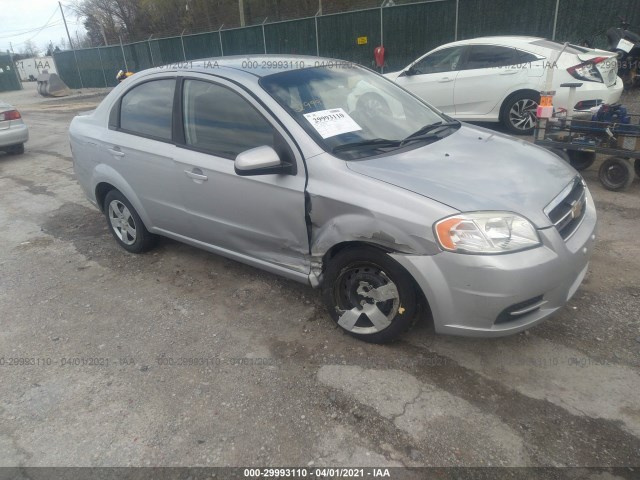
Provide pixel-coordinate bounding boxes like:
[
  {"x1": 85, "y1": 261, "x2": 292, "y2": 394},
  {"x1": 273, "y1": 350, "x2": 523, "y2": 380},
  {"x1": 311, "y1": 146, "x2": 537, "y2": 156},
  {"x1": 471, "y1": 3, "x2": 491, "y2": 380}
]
[
  {"x1": 400, "y1": 121, "x2": 460, "y2": 146},
  {"x1": 332, "y1": 138, "x2": 401, "y2": 154}
]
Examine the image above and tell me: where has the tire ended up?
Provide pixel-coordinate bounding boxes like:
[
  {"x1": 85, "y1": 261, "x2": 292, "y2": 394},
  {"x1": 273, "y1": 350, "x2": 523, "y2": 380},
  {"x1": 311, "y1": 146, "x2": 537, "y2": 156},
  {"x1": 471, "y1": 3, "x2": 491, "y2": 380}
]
[
  {"x1": 598, "y1": 157, "x2": 635, "y2": 191},
  {"x1": 635, "y1": 159, "x2": 640, "y2": 178},
  {"x1": 103, "y1": 190, "x2": 156, "y2": 253},
  {"x1": 321, "y1": 246, "x2": 420, "y2": 344},
  {"x1": 567, "y1": 150, "x2": 596, "y2": 171},
  {"x1": 356, "y1": 92, "x2": 391, "y2": 118},
  {"x1": 500, "y1": 91, "x2": 540, "y2": 135},
  {"x1": 6, "y1": 144, "x2": 25, "y2": 155}
]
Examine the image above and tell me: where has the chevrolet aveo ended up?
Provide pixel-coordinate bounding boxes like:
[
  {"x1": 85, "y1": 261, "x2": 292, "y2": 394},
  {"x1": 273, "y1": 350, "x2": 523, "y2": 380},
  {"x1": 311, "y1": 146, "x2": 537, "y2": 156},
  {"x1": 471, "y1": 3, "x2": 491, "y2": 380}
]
[{"x1": 69, "y1": 55, "x2": 596, "y2": 343}]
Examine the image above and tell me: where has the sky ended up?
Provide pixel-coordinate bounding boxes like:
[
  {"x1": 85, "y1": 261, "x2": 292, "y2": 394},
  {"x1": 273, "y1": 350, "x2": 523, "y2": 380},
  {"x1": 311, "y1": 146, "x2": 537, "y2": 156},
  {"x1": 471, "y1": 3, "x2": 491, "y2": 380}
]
[{"x1": 0, "y1": 0, "x2": 86, "y2": 55}]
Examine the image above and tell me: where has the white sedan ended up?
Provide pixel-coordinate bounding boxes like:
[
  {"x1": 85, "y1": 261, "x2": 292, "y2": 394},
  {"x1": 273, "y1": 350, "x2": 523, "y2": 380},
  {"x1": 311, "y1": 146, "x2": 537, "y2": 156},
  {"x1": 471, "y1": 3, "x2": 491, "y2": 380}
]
[{"x1": 384, "y1": 36, "x2": 623, "y2": 134}]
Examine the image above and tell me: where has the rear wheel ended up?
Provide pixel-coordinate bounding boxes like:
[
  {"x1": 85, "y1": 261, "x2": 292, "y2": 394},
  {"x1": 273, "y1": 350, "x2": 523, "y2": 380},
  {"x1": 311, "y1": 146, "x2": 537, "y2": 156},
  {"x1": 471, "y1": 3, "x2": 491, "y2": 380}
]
[
  {"x1": 104, "y1": 190, "x2": 156, "y2": 253},
  {"x1": 501, "y1": 92, "x2": 540, "y2": 135},
  {"x1": 322, "y1": 246, "x2": 420, "y2": 344},
  {"x1": 567, "y1": 150, "x2": 596, "y2": 171},
  {"x1": 635, "y1": 159, "x2": 640, "y2": 177},
  {"x1": 598, "y1": 157, "x2": 635, "y2": 191}
]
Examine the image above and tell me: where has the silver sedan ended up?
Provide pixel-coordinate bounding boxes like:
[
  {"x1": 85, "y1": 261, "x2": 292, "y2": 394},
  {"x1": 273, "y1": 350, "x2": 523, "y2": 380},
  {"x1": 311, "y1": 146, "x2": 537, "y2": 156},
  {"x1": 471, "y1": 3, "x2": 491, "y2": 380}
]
[
  {"x1": 69, "y1": 56, "x2": 596, "y2": 343},
  {"x1": 0, "y1": 101, "x2": 28, "y2": 155}
]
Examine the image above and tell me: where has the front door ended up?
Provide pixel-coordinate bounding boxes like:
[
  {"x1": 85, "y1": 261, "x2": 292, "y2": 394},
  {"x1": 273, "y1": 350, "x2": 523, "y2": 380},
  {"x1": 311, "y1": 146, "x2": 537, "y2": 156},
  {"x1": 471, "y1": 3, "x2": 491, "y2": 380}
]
[
  {"x1": 394, "y1": 46, "x2": 466, "y2": 114},
  {"x1": 174, "y1": 77, "x2": 310, "y2": 274}
]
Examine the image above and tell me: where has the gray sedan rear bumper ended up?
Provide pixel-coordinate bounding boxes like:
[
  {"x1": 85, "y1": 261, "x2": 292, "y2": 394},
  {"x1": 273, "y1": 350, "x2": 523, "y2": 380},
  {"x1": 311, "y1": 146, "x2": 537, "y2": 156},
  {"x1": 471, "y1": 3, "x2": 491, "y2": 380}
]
[{"x1": 0, "y1": 123, "x2": 29, "y2": 148}]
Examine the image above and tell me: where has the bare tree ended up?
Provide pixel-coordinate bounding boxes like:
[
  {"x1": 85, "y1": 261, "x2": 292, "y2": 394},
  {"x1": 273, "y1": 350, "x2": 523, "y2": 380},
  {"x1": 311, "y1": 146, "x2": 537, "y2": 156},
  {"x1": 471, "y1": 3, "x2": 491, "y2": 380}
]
[{"x1": 20, "y1": 40, "x2": 40, "y2": 58}]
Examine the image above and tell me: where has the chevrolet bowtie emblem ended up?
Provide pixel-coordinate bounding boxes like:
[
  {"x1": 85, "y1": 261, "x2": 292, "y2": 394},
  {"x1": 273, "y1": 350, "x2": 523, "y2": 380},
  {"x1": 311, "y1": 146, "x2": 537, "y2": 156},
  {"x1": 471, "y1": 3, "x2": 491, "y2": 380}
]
[{"x1": 571, "y1": 200, "x2": 584, "y2": 220}]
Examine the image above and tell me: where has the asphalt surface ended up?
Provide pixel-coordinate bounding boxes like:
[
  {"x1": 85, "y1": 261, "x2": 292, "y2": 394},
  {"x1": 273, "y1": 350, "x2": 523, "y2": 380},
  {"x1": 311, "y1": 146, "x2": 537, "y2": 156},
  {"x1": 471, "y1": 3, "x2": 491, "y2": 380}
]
[{"x1": 0, "y1": 83, "x2": 639, "y2": 474}]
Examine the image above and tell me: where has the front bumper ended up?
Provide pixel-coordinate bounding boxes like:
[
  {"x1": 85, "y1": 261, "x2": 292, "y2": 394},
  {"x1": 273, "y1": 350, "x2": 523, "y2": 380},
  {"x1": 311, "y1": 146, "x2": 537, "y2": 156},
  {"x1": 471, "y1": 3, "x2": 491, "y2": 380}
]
[
  {"x1": 392, "y1": 193, "x2": 597, "y2": 337},
  {"x1": 0, "y1": 123, "x2": 29, "y2": 149}
]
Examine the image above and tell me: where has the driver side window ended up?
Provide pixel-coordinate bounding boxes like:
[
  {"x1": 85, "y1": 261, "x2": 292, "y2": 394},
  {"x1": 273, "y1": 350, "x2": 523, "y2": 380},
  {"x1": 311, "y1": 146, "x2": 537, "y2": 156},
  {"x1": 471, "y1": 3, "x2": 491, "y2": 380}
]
[
  {"x1": 412, "y1": 46, "x2": 466, "y2": 75},
  {"x1": 182, "y1": 79, "x2": 276, "y2": 159}
]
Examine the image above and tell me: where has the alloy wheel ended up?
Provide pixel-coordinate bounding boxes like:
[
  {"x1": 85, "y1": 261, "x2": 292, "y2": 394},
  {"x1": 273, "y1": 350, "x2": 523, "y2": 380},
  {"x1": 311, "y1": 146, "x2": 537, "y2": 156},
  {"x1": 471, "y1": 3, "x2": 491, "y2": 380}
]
[
  {"x1": 108, "y1": 200, "x2": 137, "y2": 245},
  {"x1": 509, "y1": 98, "x2": 538, "y2": 132}
]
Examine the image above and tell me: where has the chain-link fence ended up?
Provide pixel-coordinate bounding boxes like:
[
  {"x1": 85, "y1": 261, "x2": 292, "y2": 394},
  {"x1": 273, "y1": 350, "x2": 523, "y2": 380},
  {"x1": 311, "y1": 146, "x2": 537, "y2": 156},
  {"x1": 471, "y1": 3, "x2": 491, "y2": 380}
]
[{"x1": 53, "y1": 0, "x2": 640, "y2": 89}]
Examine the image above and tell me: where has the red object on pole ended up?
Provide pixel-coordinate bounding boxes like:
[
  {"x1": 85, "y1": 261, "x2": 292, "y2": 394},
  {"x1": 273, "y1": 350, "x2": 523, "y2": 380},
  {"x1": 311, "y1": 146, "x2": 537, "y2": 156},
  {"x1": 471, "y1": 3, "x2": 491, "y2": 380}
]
[{"x1": 374, "y1": 46, "x2": 385, "y2": 67}]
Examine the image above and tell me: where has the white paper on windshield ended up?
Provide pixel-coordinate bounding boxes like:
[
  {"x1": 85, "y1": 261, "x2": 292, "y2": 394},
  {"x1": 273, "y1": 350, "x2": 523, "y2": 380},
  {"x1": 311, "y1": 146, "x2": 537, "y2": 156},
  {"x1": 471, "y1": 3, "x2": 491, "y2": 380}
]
[
  {"x1": 617, "y1": 38, "x2": 634, "y2": 53},
  {"x1": 303, "y1": 108, "x2": 362, "y2": 139}
]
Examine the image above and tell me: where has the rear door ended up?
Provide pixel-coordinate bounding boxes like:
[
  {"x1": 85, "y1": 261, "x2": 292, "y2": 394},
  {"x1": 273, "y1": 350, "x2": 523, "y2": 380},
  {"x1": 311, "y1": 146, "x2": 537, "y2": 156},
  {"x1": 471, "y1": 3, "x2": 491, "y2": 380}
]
[
  {"x1": 393, "y1": 46, "x2": 466, "y2": 114},
  {"x1": 101, "y1": 76, "x2": 191, "y2": 234},
  {"x1": 453, "y1": 45, "x2": 528, "y2": 116}
]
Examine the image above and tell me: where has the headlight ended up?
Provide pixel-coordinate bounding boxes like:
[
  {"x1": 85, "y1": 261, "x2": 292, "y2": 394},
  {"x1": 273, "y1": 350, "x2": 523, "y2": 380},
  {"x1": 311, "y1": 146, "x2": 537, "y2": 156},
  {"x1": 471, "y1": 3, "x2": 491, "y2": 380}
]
[{"x1": 434, "y1": 212, "x2": 541, "y2": 254}]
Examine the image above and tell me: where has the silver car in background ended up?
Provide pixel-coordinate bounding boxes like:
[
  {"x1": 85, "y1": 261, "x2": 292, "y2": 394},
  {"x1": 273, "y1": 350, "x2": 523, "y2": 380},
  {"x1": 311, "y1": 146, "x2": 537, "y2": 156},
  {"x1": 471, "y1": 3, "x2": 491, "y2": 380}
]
[
  {"x1": 0, "y1": 101, "x2": 28, "y2": 155},
  {"x1": 69, "y1": 56, "x2": 596, "y2": 343}
]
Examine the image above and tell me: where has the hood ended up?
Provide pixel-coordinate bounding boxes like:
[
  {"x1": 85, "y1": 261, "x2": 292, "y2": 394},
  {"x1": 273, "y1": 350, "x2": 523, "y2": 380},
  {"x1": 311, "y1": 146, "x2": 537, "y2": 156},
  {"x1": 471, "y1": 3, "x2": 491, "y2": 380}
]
[{"x1": 346, "y1": 125, "x2": 577, "y2": 228}]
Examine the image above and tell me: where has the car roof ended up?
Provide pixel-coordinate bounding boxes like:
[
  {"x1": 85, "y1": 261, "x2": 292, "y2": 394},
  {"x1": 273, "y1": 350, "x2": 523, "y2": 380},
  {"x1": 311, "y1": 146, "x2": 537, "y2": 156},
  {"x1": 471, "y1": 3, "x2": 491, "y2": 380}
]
[
  {"x1": 441, "y1": 36, "x2": 546, "y2": 48},
  {"x1": 150, "y1": 55, "x2": 348, "y2": 79}
]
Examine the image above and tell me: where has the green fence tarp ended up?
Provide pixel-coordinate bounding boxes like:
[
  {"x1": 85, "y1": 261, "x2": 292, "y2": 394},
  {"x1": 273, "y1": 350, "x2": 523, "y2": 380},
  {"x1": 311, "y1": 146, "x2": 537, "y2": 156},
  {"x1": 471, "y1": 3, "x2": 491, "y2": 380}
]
[
  {"x1": 0, "y1": 54, "x2": 22, "y2": 92},
  {"x1": 555, "y1": 0, "x2": 640, "y2": 48},
  {"x1": 75, "y1": 49, "x2": 106, "y2": 88},
  {"x1": 265, "y1": 18, "x2": 317, "y2": 55},
  {"x1": 222, "y1": 26, "x2": 265, "y2": 56},
  {"x1": 124, "y1": 42, "x2": 154, "y2": 73},
  {"x1": 457, "y1": 0, "x2": 557, "y2": 40},
  {"x1": 383, "y1": 0, "x2": 457, "y2": 72},
  {"x1": 184, "y1": 32, "x2": 223, "y2": 60},
  {"x1": 54, "y1": 50, "x2": 82, "y2": 89},
  {"x1": 149, "y1": 37, "x2": 185, "y2": 66},
  {"x1": 318, "y1": 9, "x2": 381, "y2": 68}
]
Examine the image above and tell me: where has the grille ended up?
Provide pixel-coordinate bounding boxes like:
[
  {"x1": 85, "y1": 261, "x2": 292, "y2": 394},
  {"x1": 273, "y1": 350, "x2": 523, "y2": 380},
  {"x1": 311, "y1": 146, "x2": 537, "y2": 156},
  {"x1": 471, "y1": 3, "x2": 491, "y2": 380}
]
[{"x1": 545, "y1": 178, "x2": 587, "y2": 240}]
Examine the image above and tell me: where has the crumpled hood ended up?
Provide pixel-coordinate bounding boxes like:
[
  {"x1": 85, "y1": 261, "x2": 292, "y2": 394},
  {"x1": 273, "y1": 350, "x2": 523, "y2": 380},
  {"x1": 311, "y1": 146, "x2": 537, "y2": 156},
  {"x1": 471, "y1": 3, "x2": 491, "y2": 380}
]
[{"x1": 346, "y1": 125, "x2": 577, "y2": 228}]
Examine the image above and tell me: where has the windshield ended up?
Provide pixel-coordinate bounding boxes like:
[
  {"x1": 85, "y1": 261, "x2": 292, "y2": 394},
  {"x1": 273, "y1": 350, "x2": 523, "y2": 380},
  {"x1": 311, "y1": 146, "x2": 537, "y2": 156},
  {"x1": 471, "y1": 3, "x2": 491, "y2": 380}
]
[{"x1": 260, "y1": 64, "x2": 458, "y2": 159}]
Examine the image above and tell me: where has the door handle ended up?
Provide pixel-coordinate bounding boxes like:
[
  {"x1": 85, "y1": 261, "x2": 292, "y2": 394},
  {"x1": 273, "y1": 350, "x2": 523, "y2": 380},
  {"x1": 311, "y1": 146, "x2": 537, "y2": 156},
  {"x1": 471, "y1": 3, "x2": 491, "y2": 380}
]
[
  {"x1": 500, "y1": 70, "x2": 519, "y2": 75},
  {"x1": 108, "y1": 147, "x2": 125, "y2": 157},
  {"x1": 184, "y1": 169, "x2": 208, "y2": 181},
  {"x1": 438, "y1": 77, "x2": 454, "y2": 83}
]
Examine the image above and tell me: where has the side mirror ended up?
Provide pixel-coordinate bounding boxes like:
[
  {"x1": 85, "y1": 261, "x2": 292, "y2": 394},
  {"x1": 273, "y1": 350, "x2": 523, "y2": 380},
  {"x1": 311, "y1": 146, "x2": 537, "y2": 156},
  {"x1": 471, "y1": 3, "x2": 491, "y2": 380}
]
[
  {"x1": 402, "y1": 66, "x2": 418, "y2": 77},
  {"x1": 234, "y1": 145, "x2": 295, "y2": 176}
]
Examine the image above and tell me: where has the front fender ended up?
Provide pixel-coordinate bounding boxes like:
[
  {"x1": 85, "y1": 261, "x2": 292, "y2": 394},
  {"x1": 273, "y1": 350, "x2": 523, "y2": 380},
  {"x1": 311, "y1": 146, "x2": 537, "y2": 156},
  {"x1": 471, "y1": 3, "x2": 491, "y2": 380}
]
[{"x1": 310, "y1": 212, "x2": 440, "y2": 258}]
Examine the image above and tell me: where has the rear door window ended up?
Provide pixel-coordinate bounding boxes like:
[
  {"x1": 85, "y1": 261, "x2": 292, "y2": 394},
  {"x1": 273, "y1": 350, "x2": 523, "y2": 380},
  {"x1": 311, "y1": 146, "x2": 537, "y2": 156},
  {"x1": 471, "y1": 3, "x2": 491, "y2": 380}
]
[{"x1": 119, "y1": 79, "x2": 175, "y2": 140}]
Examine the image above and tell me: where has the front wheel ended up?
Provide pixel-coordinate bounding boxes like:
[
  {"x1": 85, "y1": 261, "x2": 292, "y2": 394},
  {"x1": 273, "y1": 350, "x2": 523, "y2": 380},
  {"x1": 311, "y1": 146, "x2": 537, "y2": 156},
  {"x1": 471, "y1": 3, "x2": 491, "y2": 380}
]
[
  {"x1": 104, "y1": 190, "x2": 156, "y2": 253},
  {"x1": 501, "y1": 92, "x2": 539, "y2": 135},
  {"x1": 322, "y1": 246, "x2": 420, "y2": 343},
  {"x1": 598, "y1": 157, "x2": 635, "y2": 191}
]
